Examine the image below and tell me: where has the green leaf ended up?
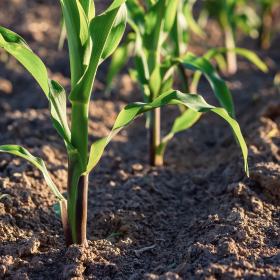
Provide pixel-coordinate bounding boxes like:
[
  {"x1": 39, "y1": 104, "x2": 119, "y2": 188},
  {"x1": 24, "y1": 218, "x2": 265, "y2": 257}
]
[
  {"x1": 203, "y1": 47, "x2": 268, "y2": 72},
  {"x1": 0, "y1": 27, "x2": 74, "y2": 150},
  {"x1": 69, "y1": 1, "x2": 128, "y2": 104},
  {"x1": 106, "y1": 33, "x2": 136, "y2": 94},
  {"x1": 79, "y1": 0, "x2": 95, "y2": 21},
  {"x1": 127, "y1": 0, "x2": 145, "y2": 35},
  {"x1": 99, "y1": 3, "x2": 127, "y2": 65},
  {"x1": 48, "y1": 79, "x2": 75, "y2": 150},
  {"x1": 60, "y1": 0, "x2": 91, "y2": 88},
  {"x1": 183, "y1": 0, "x2": 205, "y2": 39},
  {"x1": 145, "y1": 0, "x2": 156, "y2": 9},
  {"x1": 149, "y1": 53, "x2": 235, "y2": 119},
  {"x1": 58, "y1": 11, "x2": 67, "y2": 51},
  {"x1": 0, "y1": 27, "x2": 49, "y2": 97},
  {"x1": 190, "y1": 47, "x2": 268, "y2": 94},
  {"x1": 157, "y1": 108, "x2": 201, "y2": 158},
  {"x1": 0, "y1": 145, "x2": 64, "y2": 200},
  {"x1": 143, "y1": 0, "x2": 166, "y2": 52},
  {"x1": 178, "y1": 53, "x2": 235, "y2": 119},
  {"x1": 86, "y1": 90, "x2": 248, "y2": 176},
  {"x1": 0, "y1": 194, "x2": 10, "y2": 200}
]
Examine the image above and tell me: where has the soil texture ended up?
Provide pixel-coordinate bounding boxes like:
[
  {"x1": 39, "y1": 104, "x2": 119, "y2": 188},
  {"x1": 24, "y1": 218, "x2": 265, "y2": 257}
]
[{"x1": 1, "y1": 0, "x2": 280, "y2": 279}]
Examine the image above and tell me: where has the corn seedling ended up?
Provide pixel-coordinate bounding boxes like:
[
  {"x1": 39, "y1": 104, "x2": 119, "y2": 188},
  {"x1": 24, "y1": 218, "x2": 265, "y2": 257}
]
[
  {"x1": 106, "y1": 0, "x2": 265, "y2": 166},
  {"x1": 203, "y1": 0, "x2": 261, "y2": 74},
  {"x1": 256, "y1": 0, "x2": 280, "y2": 49},
  {"x1": 0, "y1": 0, "x2": 248, "y2": 247}
]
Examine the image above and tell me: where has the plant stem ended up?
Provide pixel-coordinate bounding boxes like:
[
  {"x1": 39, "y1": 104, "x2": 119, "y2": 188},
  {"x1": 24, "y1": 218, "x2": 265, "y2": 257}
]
[
  {"x1": 67, "y1": 102, "x2": 89, "y2": 246},
  {"x1": 74, "y1": 175, "x2": 88, "y2": 247},
  {"x1": 225, "y1": 26, "x2": 237, "y2": 75},
  {"x1": 71, "y1": 103, "x2": 89, "y2": 169},
  {"x1": 60, "y1": 199, "x2": 73, "y2": 247},
  {"x1": 149, "y1": 107, "x2": 162, "y2": 166},
  {"x1": 147, "y1": 50, "x2": 162, "y2": 166}
]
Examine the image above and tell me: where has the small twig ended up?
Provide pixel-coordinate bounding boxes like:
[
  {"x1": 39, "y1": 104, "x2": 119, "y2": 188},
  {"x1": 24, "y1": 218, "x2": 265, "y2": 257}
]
[
  {"x1": 203, "y1": 188, "x2": 218, "y2": 201},
  {"x1": 135, "y1": 244, "x2": 156, "y2": 257}
]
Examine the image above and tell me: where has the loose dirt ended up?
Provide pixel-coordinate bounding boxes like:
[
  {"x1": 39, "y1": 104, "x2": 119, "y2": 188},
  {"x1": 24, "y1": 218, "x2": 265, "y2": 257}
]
[{"x1": 1, "y1": 0, "x2": 280, "y2": 279}]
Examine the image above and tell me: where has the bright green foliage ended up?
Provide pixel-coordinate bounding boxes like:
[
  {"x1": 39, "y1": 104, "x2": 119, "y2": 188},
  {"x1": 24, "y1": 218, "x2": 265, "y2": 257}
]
[
  {"x1": 0, "y1": 0, "x2": 130, "y2": 247},
  {"x1": 86, "y1": 90, "x2": 248, "y2": 175},
  {"x1": 204, "y1": 0, "x2": 260, "y2": 39},
  {"x1": 203, "y1": 0, "x2": 261, "y2": 74},
  {"x1": 0, "y1": 0, "x2": 249, "y2": 247},
  {"x1": 105, "y1": 0, "x2": 256, "y2": 166},
  {"x1": 190, "y1": 47, "x2": 268, "y2": 94}
]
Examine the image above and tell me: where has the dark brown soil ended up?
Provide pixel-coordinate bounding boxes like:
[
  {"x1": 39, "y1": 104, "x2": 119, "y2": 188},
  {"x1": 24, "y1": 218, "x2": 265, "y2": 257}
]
[{"x1": 1, "y1": 0, "x2": 280, "y2": 279}]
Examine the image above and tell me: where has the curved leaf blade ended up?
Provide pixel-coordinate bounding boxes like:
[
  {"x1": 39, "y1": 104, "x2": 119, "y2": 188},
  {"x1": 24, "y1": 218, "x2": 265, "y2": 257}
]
[
  {"x1": 183, "y1": 0, "x2": 205, "y2": 38},
  {"x1": 149, "y1": 53, "x2": 235, "y2": 120},
  {"x1": 203, "y1": 47, "x2": 268, "y2": 73},
  {"x1": 0, "y1": 27, "x2": 49, "y2": 97},
  {"x1": 0, "y1": 27, "x2": 74, "y2": 150},
  {"x1": 86, "y1": 90, "x2": 248, "y2": 176},
  {"x1": 126, "y1": 0, "x2": 145, "y2": 35},
  {"x1": 48, "y1": 79, "x2": 74, "y2": 150},
  {"x1": 0, "y1": 145, "x2": 64, "y2": 200},
  {"x1": 160, "y1": 0, "x2": 180, "y2": 45},
  {"x1": 99, "y1": 3, "x2": 127, "y2": 65},
  {"x1": 190, "y1": 47, "x2": 268, "y2": 94},
  {"x1": 178, "y1": 53, "x2": 235, "y2": 119}
]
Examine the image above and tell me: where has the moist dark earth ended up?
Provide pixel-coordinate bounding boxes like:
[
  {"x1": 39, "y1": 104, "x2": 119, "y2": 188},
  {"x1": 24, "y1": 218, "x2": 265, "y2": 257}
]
[{"x1": 1, "y1": 0, "x2": 280, "y2": 279}]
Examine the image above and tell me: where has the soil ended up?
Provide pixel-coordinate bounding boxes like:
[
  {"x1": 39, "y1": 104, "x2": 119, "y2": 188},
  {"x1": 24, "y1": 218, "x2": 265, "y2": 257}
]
[{"x1": 1, "y1": 0, "x2": 280, "y2": 279}]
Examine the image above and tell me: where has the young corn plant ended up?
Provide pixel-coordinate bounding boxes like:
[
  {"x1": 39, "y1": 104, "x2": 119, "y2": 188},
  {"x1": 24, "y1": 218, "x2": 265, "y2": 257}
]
[
  {"x1": 106, "y1": 0, "x2": 205, "y2": 95},
  {"x1": 106, "y1": 0, "x2": 266, "y2": 166},
  {"x1": 0, "y1": 0, "x2": 248, "y2": 247},
  {"x1": 257, "y1": 0, "x2": 280, "y2": 49},
  {"x1": 203, "y1": 0, "x2": 261, "y2": 74}
]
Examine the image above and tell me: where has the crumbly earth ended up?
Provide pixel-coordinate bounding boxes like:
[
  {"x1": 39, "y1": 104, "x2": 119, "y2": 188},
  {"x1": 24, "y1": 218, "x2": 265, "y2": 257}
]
[{"x1": 1, "y1": 0, "x2": 280, "y2": 279}]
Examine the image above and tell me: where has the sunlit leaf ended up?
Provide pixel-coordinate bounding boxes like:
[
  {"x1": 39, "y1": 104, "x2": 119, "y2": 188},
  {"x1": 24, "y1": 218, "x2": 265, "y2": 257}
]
[
  {"x1": 0, "y1": 145, "x2": 64, "y2": 200},
  {"x1": 86, "y1": 90, "x2": 248, "y2": 176},
  {"x1": 0, "y1": 27, "x2": 49, "y2": 97}
]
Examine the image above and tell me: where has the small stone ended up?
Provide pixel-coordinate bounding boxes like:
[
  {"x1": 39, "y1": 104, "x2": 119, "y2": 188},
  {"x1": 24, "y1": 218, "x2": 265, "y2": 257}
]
[
  {"x1": 239, "y1": 248, "x2": 247, "y2": 256},
  {"x1": 144, "y1": 272, "x2": 183, "y2": 280},
  {"x1": 0, "y1": 203, "x2": 5, "y2": 216},
  {"x1": 237, "y1": 230, "x2": 247, "y2": 241},
  {"x1": 131, "y1": 163, "x2": 143, "y2": 172},
  {"x1": 115, "y1": 170, "x2": 128, "y2": 181},
  {"x1": 29, "y1": 257, "x2": 43, "y2": 269},
  {"x1": 217, "y1": 237, "x2": 238, "y2": 256},
  {"x1": 116, "y1": 237, "x2": 132, "y2": 249},
  {"x1": 0, "y1": 78, "x2": 12, "y2": 94}
]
